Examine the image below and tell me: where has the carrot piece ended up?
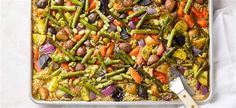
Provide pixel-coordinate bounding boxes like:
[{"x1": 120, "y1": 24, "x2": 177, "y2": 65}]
[
  {"x1": 107, "y1": 66, "x2": 113, "y2": 73},
  {"x1": 131, "y1": 17, "x2": 140, "y2": 22},
  {"x1": 184, "y1": 15, "x2": 194, "y2": 28},
  {"x1": 99, "y1": 45, "x2": 107, "y2": 57},
  {"x1": 91, "y1": 34, "x2": 99, "y2": 42},
  {"x1": 200, "y1": 7, "x2": 208, "y2": 19},
  {"x1": 129, "y1": 46, "x2": 140, "y2": 56},
  {"x1": 93, "y1": 49, "x2": 99, "y2": 56},
  {"x1": 156, "y1": 43, "x2": 165, "y2": 56},
  {"x1": 132, "y1": 34, "x2": 144, "y2": 39},
  {"x1": 88, "y1": 1, "x2": 96, "y2": 11},
  {"x1": 74, "y1": 34, "x2": 83, "y2": 41},
  {"x1": 61, "y1": 63, "x2": 70, "y2": 71},
  {"x1": 177, "y1": 5, "x2": 184, "y2": 17},
  {"x1": 34, "y1": 61, "x2": 41, "y2": 72},
  {"x1": 113, "y1": 3, "x2": 122, "y2": 10},
  {"x1": 127, "y1": 10, "x2": 134, "y2": 15},
  {"x1": 191, "y1": 6, "x2": 202, "y2": 18},
  {"x1": 106, "y1": 42, "x2": 114, "y2": 56},
  {"x1": 136, "y1": 52, "x2": 144, "y2": 65},
  {"x1": 154, "y1": 72, "x2": 168, "y2": 84},
  {"x1": 66, "y1": 1, "x2": 73, "y2": 6},
  {"x1": 33, "y1": 48, "x2": 39, "y2": 62},
  {"x1": 129, "y1": 67, "x2": 143, "y2": 84},
  {"x1": 113, "y1": 19, "x2": 123, "y2": 27},
  {"x1": 197, "y1": 19, "x2": 208, "y2": 28},
  {"x1": 89, "y1": 0, "x2": 94, "y2": 4},
  {"x1": 150, "y1": 35, "x2": 158, "y2": 41}
]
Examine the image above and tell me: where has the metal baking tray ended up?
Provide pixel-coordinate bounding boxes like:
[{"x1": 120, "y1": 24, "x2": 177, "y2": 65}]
[{"x1": 29, "y1": 0, "x2": 214, "y2": 105}]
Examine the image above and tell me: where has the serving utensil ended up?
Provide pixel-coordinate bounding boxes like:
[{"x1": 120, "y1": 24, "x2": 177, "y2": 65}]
[{"x1": 169, "y1": 67, "x2": 198, "y2": 108}]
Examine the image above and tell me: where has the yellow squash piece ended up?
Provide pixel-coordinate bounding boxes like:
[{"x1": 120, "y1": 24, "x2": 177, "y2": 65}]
[
  {"x1": 198, "y1": 71, "x2": 208, "y2": 86},
  {"x1": 47, "y1": 77, "x2": 58, "y2": 92},
  {"x1": 172, "y1": 48, "x2": 187, "y2": 60},
  {"x1": 33, "y1": 34, "x2": 46, "y2": 45}
]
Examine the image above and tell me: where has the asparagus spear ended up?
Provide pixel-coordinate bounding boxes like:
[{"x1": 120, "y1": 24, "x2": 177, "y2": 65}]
[
  {"x1": 96, "y1": 52, "x2": 106, "y2": 70},
  {"x1": 58, "y1": 85, "x2": 77, "y2": 96},
  {"x1": 49, "y1": 39, "x2": 76, "y2": 61},
  {"x1": 79, "y1": 19, "x2": 98, "y2": 31},
  {"x1": 150, "y1": 47, "x2": 177, "y2": 68},
  {"x1": 71, "y1": 6, "x2": 83, "y2": 28},
  {"x1": 104, "y1": 59, "x2": 121, "y2": 65},
  {"x1": 105, "y1": 68, "x2": 125, "y2": 78},
  {"x1": 117, "y1": 52, "x2": 130, "y2": 65},
  {"x1": 119, "y1": 50, "x2": 134, "y2": 65},
  {"x1": 61, "y1": 71, "x2": 85, "y2": 79},
  {"x1": 51, "y1": 6, "x2": 76, "y2": 11},
  {"x1": 117, "y1": 7, "x2": 133, "y2": 13},
  {"x1": 95, "y1": 9, "x2": 110, "y2": 23},
  {"x1": 71, "y1": 0, "x2": 84, "y2": 6},
  {"x1": 131, "y1": 29, "x2": 159, "y2": 35},
  {"x1": 70, "y1": 31, "x2": 90, "y2": 55},
  {"x1": 184, "y1": 0, "x2": 193, "y2": 14},
  {"x1": 84, "y1": 83, "x2": 103, "y2": 96},
  {"x1": 81, "y1": 48, "x2": 95, "y2": 64},
  {"x1": 47, "y1": 14, "x2": 61, "y2": 26},
  {"x1": 137, "y1": 67, "x2": 162, "y2": 86},
  {"x1": 194, "y1": 62, "x2": 207, "y2": 78},
  {"x1": 126, "y1": 9, "x2": 145, "y2": 20},
  {"x1": 136, "y1": 13, "x2": 148, "y2": 29},
  {"x1": 96, "y1": 80, "x2": 113, "y2": 89}
]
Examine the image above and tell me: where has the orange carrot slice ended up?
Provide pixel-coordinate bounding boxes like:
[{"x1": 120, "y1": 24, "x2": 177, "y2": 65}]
[{"x1": 129, "y1": 67, "x2": 143, "y2": 84}]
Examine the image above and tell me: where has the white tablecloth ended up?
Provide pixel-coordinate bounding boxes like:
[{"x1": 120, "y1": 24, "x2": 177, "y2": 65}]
[{"x1": 0, "y1": 0, "x2": 236, "y2": 108}]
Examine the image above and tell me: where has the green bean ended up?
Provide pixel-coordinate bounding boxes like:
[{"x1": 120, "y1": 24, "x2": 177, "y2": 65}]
[
  {"x1": 194, "y1": 62, "x2": 207, "y2": 79},
  {"x1": 49, "y1": 39, "x2": 76, "y2": 61},
  {"x1": 70, "y1": 31, "x2": 90, "y2": 55},
  {"x1": 71, "y1": 7, "x2": 83, "y2": 28},
  {"x1": 85, "y1": 83, "x2": 103, "y2": 96},
  {"x1": 81, "y1": 48, "x2": 95, "y2": 64},
  {"x1": 150, "y1": 47, "x2": 177, "y2": 68},
  {"x1": 85, "y1": 0, "x2": 89, "y2": 11},
  {"x1": 119, "y1": 50, "x2": 134, "y2": 65},
  {"x1": 105, "y1": 68, "x2": 125, "y2": 78},
  {"x1": 95, "y1": 10, "x2": 110, "y2": 23},
  {"x1": 136, "y1": 13, "x2": 148, "y2": 29},
  {"x1": 96, "y1": 80, "x2": 113, "y2": 89},
  {"x1": 117, "y1": 52, "x2": 130, "y2": 65},
  {"x1": 61, "y1": 71, "x2": 85, "y2": 79},
  {"x1": 137, "y1": 67, "x2": 162, "y2": 86},
  {"x1": 48, "y1": 68, "x2": 62, "y2": 78},
  {"x1": 51, "y1": 5, "x2": 76, "y2": 11},
  {"x1": 184, "y1": 0, "x2": 193, "y2": 14},
  {"x1": 71, "y1": 0, "x2": 84, "y2": 6},
  {"x1": 79, "y1": 19, "x2": 98, "y2": 31},
  {"x1": 96, "y1": 52, "x2": 106, "y2": 70},
  {"x1": 58, "y1": 85, "x2": 76, "y2": 96},
  {"x1": 104, "y1": 59, "x2": 121, "y2": 65},
  {"x1": 47, "y1": 14, "x2": 60, "y2": 26},
  {"x1": 131, "y1": 29, "x2": 159, "y2": 35},
  {"x1": 126, "y1": 9, "x2": 145, "y2": 20},
  {"x1": 117, "y1": 7, "x2": 133, "y2": 13},
  {"x1": 167, "y1": 28, "x2": 177, "y2": 48}
]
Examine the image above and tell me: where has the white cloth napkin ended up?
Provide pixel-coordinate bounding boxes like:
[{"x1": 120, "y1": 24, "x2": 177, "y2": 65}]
[{"x1": 199, "y1": 5, "x2": 236, "y2": 108}]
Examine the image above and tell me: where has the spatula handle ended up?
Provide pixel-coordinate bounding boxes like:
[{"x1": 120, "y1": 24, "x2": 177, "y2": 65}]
[{"x1": 178, "y1": 89, "x2": 198, "y2": 108}]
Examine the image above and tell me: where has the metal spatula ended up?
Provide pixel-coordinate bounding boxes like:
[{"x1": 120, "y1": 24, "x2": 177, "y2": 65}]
[{"x1": 169, "y1": 67, "x2": 198, "y2": 108}]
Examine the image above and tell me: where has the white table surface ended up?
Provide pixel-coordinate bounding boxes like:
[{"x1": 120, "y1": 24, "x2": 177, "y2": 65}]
[{"x1": 0, "y1": 0, "x2": 236, "y2": 108}]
